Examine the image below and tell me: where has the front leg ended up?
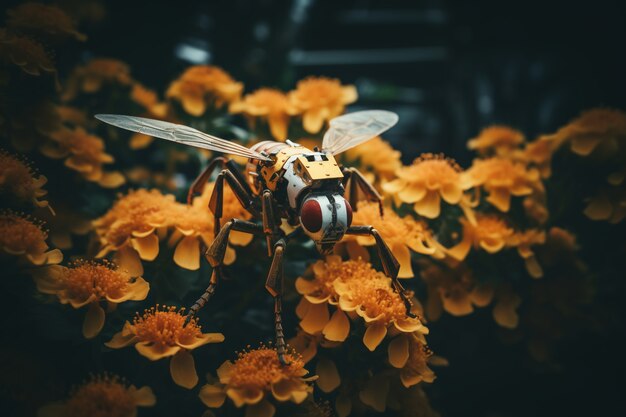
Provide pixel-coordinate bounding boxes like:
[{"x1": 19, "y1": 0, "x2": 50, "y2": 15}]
[
  {"x1": 345, "y1": 225, "x2": 416, "y2": 318},
  {"x1": 342, "y1": 167, "x2": 384, "y2": 216}
]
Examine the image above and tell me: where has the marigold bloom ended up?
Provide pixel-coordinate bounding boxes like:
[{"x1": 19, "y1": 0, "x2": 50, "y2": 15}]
[
  {"x1": 344, "y1": 136, "x2": 402, "y2": 180},
  {"x1": 0, "y1": 211, "x2": 62, "y2": 266},
  {"x1": 288, "y1": 77, "x2": 357, "y2": 134},
  {"x1": 0, "y1": 151, "x2": 51, "y2": 212},
  {"x1": 33, "y1": 260, "x2": 149, "y2": 339},
  {"x1": 0, "y1": 29, "x2": 55, "y2": 76},
  {"x1": 7, "y1": 3, "x2": 86, "y2": 41},
  {"x1": 547, "y1": 108, "x2": 626, "y2": 157},
  {"x1": 63, "y1": 58, "x2": 132, "y2": 101},
  {"x1": 383, "y1": 153, "x2": 473, "y2": 219},
  {"x1": 295, "y1": 256, "x2": 427, "y2": 352},
  {"x1": 419, "y1": 259, "x2": 494, "y2": 319},
  {"x1": 199, "y1": 346, "x2": 316, "y2": 417},
  {"x1": 467, "y1": 125, "x2": 525, "y2": 156},
  {"x1": 448, "y1": 215, "x2": 514, "y2": 261},
  {"x1": 230, "y1": 88, "x2": 297, "y2": 140},
  {"x1": 466, "y1": 156, "x2": 542, "y2": 212},
  {"x1": 166, "y1": 65, "x2": 243, "y2": 116},
  {"x1": 106, "y1": 305, "x2": 224, "y2": 388},
  {"x1": 340, "y1": 201, "x2": 443, "y2": 278},
  {"x1": 46, "y1": 127, "x2": 125, "y2": 187},
  {"x1": 94, "y1": 189, "x2": 178, "y2": 276},
  {"x1": 523, "y1": 135, "x2": 557, "y2": 178},
  {"x1": 37, "y1": 374, "x2": 155, "y2": 417},
  {"x1": 390, "y1": 334, "x2": 437, "y2": 387},
  {"x1": 171, "y1": 181, "x2": 253, "y2": 270}
]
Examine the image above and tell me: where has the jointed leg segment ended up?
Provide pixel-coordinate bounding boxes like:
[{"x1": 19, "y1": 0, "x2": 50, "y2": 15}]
[{"x1": 343, "y1": 167, "x2": 384, "y2": 216}]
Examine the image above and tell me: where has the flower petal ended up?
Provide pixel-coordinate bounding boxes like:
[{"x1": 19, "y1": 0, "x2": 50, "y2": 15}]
[
  {"x1": 174, "y1": 236, "x2": 200, "y2": 270},
  {"x1": 413, "y1": 191, "x2": 441, "y2": 218},
  {"x1": 359, "y1": 374, "x2": 389, "y2": 412},
  {"x1": 130, "y1": 386, "x2": 157, "y2": 406},
  {"x1": 397, "y1": 183, "x2": 426, "y2": 203},
  {"x1": 300, "y1": 303, "x2": 329, "y2": 334},
  {"x1": 441, "y1": 182, "x2": 463, "y2": 204},
  {"x1": 135, "y1": 341, "x2": 181, "y2": 360},
  {"x1": 199, "y1": 384, "x2": 227, "y2": 408},
  {"x1": 394, "y1": 243, "x2": 414, "y2": 279},
  {"x1": 170, "y1": 350, "x2": 198, "y2": 389},
  {"x1": 336, "y1": 395, "x2": 352, "y2": 417},
  {"x1": 302, "y1": 109, "x2": 325, "y2": 134},
  {"x1": 114, "y1": 246, "x2": 143, "y2": 276},
  {"x1": 322, "y1": 309, "x2": 350, "y2": 342},
  {"x1": 388, "y1": 335, "x2": 409, "y2": 368},
  {"x1": 363, "y1": 323, "x2": 387, "y2": 351},
  {"x1": 131, "y1": 234, "x2": 160, "y2": 261},
  {"x1": 82, "y1": 303, "x2": 105, "y2": 339},
  {"x1": 177, "y1": 332, "x2": 225, "y2": 350},
  {"x1": 316, "y1": 357, "x2": 341, "y2": 393},
  {"x1": 217, "y1": 361, "x2": 235, "y2": 383},
  {"x1": 486, "y1": 188, "x2": 511, "y2": 212}
]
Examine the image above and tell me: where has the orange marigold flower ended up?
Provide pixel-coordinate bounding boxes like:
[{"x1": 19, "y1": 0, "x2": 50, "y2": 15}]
[
  {"x1": 62, "y1": 58, "x2": 132, "y2": 101},
  {"x1": 93, "y1": 189, "x2": 178, "y2": 275},
  {"x1": 106, "y1": 305, "x2": 224, "y2": 388},
  {"x1": 448, "y1": 215, "x2": 514, "y2": 261},
  {"x1": 166, "y1": 65, "x2": 243, "y2": 116},
  {"x1": 199, "y1": 346, "x2": 316, "y2": 417},
  {"x1": 230, "y1": 88, "x2": 297, "y2": 140},
  {"x1": 467, "y1": 125, "x2": 525, "y2": 156},
  {"x1": 547, "y1": 108, "x2": 626, "y2": 157},
  {"x1": 38, "y1": 374, "x2": 155, "y2": 417},
  {"x1": 0, "y1": 150, "x2": 51, "y2": 212},
  {"x1": 46, "y1": 127, "x2": 125, "y2": 188},
  {"x1": 466, "y1": 156, "x2": 542, "y2": 212},
  {"x1": 344, "y1": 136, "x2": 401, "y2": 180},
  {"x1": 7, "y1": 3, "x2": 86, "y2": 41},
  {"x1": 295, "y1": 256, "x2": 427, "y2": 352},
  {"x1": 171, "y1": 181, "x2": 253, "y2": 270},
  {"x1": 391, "y1": 334, "x2": 439, "y2": 387},
  {"x1": 0, "y1": 211, "x2": 62, "y2": 266},
  {"x1": 383, "y1": 153, "x2": 473, "y2": 219},
  {"x1": 523, "y1": 135, "x2": 557, "y2": 178},
  {"x1": 419, "y1": 259, "x2": 494, "y2": 319},
  {"x1": 0, "y1": 29, "x2": 55, "y2": 76},
  {"x1": 33, "y1": 260, "x2": 149, "y2": 339},
  {"x1": 288, "y1": 76, "x2": 357, "y2": 134},
  {"x1": 340, "y1": 201, "x2": 443, "y2": 278}
]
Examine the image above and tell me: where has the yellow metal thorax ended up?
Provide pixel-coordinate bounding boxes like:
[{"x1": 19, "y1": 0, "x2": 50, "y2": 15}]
[{"x1": 260, "y1": 146, "x2": 307, "y2": 191}]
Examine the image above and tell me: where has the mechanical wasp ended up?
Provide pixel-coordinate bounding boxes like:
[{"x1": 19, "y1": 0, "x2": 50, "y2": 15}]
[{"x1": 95, "y1": 110, "x2": 415, "y2": 364}]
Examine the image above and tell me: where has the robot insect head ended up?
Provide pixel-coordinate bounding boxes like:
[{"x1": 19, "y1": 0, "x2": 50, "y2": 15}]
[{"x1": 292, "y1": 150, "x2": 352, "y2": 255}]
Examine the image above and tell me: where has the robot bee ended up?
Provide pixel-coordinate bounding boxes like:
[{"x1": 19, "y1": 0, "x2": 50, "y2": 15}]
[{"x1": 96, "y1": 110, "x2": 414, "y2": 364}]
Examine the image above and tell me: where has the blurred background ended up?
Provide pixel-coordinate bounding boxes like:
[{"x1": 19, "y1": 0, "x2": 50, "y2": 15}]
[{"x1": 3, "y1": 0, "x2": 626, "y2": 416}]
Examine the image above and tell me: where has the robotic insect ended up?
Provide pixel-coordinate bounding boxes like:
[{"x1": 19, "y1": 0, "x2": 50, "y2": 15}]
[{"x1": 96, "y1": 110, "x2": 414, "y2": 364}]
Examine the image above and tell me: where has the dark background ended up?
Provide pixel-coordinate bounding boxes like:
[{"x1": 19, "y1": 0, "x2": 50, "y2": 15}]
[{"x1": 6, "y1": 1, "x2": 626, "y2": 416}]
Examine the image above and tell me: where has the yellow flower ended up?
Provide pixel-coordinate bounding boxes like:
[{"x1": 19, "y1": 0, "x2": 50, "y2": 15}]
[
  {"x1": 419, "y1": 258, "x2": 494, "y2": 319},
  {"x1": 0, "y1": 211, "x2": 62, "y2": 266},
  {"x1": 199, "y1": 346, "x2": 316, "y2": 417},
  {"x1": 37, "y1": 374, "x2": 155, "y2": 417},
  {"x1": 391, "y1": 334, "x2": 438, "y2": 387},
  {"x1": 547, "y1": 108, "x2": 626, "y2": 157},
  {"x1": 46, "y1": 127, "x2": 125, "y2": 187},
  {"x1": 33, "y1": 260, "x2": 149, "y2": 339},
  {"x1": 0, "y1": 150, "x2": 51, "y2": 212},
  {"x1": 383, "y1": 153, "x2": 473, "y2": 219},
  {"x1": 508, "y1": 229, "x2": 547, "y2": 278},
  {"x1": 7, "y1": 2, "x2": 86, "y2": 42},
  {"x1": 340, "y1": 201, "x2": 443, "y2": 278},
  {"x1": 230, "y1": 88, "x2": 297, "y2": 140},
  {"x1": 523, "y1": 135, "x2": 557, "y2": 178},
  {"x1": 93, "y1": 189, "x2": 178, "y2": 276},
  {"x1": 62, "y1": 58, "x2": 132, "y2": 101},
  {"x1": 467, "y1": 125, "x2": 525, "y2": 156},
  {"x1": 106, "y1": 305, "x2": 224, "y2": 388},
  {"x1": 0, "y1": 29, "x2": 55, "y2": 76},
  {"x1": 295, "y1": 256, "x2": 427, "y2": 352},
  {"x1": 166, "y1": 65, "x2": 243, "y2": 116},
  {"x1": 288, "y1": 76, "x2": 357, "y2": 134},
  {"x1": 448, "y1": 214, "x2": 515, "y2": 261},
  {"x1": 171, "y1": 181, "x2": 253, "y2": 270},
  {"x1": 344, "y1": 136, "x2": 402, "y2": 180},
  {"x1": 466, "y1": 156, "x2": 542, "y2": 212}
]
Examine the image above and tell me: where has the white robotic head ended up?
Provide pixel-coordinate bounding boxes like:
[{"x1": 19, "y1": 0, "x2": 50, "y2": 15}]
[{"x1": 299, "y1": 193, "x2": 352, "y2": 254}]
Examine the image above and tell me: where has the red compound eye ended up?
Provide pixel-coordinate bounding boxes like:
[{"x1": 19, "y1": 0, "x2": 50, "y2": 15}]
[
  {"x1": 344, "y1": 200, "x2": 353, "y2": 226},
  {"x1": 300, "y1": 199, "x2": 323, "y2": 232}
]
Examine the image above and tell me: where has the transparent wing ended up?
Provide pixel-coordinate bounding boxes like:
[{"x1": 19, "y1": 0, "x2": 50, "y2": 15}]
[
  {"x1": 95, "y1": 114, "x2": 271, "y2": 161},
  {"x1": 321, "y1": 110, "x2": 399, "y2": 155}
]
